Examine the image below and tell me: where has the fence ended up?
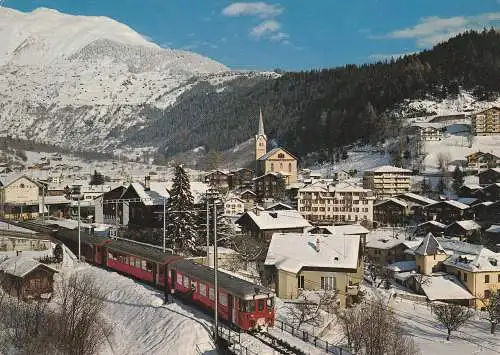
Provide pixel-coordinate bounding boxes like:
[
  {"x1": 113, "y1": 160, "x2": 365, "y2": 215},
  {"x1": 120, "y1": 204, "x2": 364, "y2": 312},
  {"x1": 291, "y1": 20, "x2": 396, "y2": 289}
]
[
  {"x1": 217, "y1": 325, "x2": 258, "y2": 355},
  {"x1": 274, "y1": 319, "x2": 350, "y2": 355}
]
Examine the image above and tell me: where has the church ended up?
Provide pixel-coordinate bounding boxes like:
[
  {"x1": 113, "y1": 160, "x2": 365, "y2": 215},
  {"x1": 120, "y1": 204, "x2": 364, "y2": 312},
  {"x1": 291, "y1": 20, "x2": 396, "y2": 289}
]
[{"x1": 254, "y1": 109, "x2": 298, "y2": 184}]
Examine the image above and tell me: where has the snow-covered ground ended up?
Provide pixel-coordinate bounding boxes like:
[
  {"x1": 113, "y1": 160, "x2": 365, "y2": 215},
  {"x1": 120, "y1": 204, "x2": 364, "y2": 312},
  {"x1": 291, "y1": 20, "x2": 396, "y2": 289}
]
[{"x1": 311, "y1": 150, "x2": 391, "y2": 177}]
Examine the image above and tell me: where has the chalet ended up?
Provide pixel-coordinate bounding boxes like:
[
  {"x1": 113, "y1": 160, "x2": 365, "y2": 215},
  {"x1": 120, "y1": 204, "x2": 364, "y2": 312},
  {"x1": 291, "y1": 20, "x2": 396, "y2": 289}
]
[
  {"x1": 373, "y1": 198, "x2": 408, "y2": 226},
  {"x1": 476, "y1": 183, "x2": 500, "y2": 202},
  {"x1": 478, "y1": 168, "x2": 500, "y2": 186},
  {"x1": 264, "y1": 202, "x2": 293, "y2": 211},
  {"x1": 264, "y1": 233, "x2": 362, "y2": 307},
  {"x1": 466, "y1": 152, "x2": 500, "y2": 171},
  {"x1": 333, "y1": 170, "x2": 350, "y2": 183},
  {"x1": 120, "y1": 180, "x2": 169, "y2": 228},
  {"x1": 307, "y1": 224, "x2": 369, "y2": 252},
  {"x1": 228, "y1": 168, "x2": 253, "y2": 190},
  {"x1": 424, "y1": 200, "x2": 469, "y2": 225},
  {"x1": 365, "y1": 238, "x2": 418, "y2": 265},
  {"x1": 0, "y1": 256, "x2": 59, "y2": 301},
  {"x1": 445, "y1": 220, "x2": 482, "y2": 241},
  {"x1": 457, "y1": 184, "x2": 482, "y2": 198},
  {"x1": 235, "y1": 209, "x2": 311, "y2": 241},
  {"x1": 223, "y1": 196, "x2": 245, "y2": 216},
  {"x1": 204, "y1": 170, "x2": 230, "y2": 191},
  {"x1": 94, "y1": 185, "x2": 128, "y2": 225},
  {"x1": 395, "y1": 192, "x2": 437, "y2": 219},
  {"x1": 239, "y1": 189, "x2": 256, "y2": 210},
  {"x1": 471, "y1": 106, "x2": 500, "y2": 136},
  {"x1": 414, "y1": 220, "x2": 446, "y2": 238},
  {"x1": 253, "y1": 172, "x2": 286, "y2": 202},
  {"x1": 476, "y1": 201, "x2": 500, "y2": 225},
  {"x1": 485, "y1": 225, "x2": 500, "y2": 251}
]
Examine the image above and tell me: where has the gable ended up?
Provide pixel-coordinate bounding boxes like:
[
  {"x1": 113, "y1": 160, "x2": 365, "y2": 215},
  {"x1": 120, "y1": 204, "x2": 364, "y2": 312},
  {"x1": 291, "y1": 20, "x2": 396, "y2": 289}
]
[
  {"x1": 476, "y1": 107, "x2": 500, "y2": 116},
  {"x1": 266, "y1": 148, "x2": 296, "y2": 161}
]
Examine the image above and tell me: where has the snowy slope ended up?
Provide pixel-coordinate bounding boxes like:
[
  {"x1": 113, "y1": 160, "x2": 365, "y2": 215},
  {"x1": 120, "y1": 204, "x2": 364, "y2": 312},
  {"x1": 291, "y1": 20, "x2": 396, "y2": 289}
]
[{"x1": 0, "y1": 7, "x2": 233, "y2": 151}]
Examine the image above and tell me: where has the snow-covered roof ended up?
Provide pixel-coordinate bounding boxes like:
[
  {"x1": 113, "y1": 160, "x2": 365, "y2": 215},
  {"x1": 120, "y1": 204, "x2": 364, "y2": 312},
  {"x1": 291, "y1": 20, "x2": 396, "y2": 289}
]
[
  {"x1": 366, "y1": 238, "x2": 413, "y2": 250},
  {"x1": 387, "y1": 260, "x2": 417, "y2": 272},
  {"x1": 486, "y1": 225, "x2": 500, "y2": 234},
  {"x1": 0, "y1": 221, "x2": 39, "y2": 234},
  {"x1": 443, "y1": 248, "x2": 500, "y2": 273},
  {"x1": 238, "y1": 210, "x2": 311, "y2": 230},
  {"x1": 46, "y1": 218, "x2": 92, "y2": 230},
  {"x1": 0, "y1": 174, "x2": 41, "y2": 188},
  {"x1": 264, "y1": 233, "x2": 360, "y2": 274},
  {"x1": 128, "y1": 182, "x2": 169, "y2": 206},
  {"x1": 414, "y1": 233, "x2": 445, "y2": 256},
  {"x1": 365, "y1": 165, "x2": 412, "y2": 173},
  {"x1": 460, "y1": 184, "x2": 481, "y2": 190},
  {"x1": 417, "y1": 220, "x2": 446, "y2": 229},
  {"x1": 398, "y1": 192, "x2": 437, "y2": 205},
  {"x1": 43, "y1": 195, "x2": 72, "y2": 205},
  {"x1": 447, "y1": 220, "x2": 481, "y2": 232},
  {"x1": 265, "y1": 202, "x2": 293, "y2": 210},
  {"x1": 298, "y1": 182, "x2": 328, "y2": 193},
  {"x1": 420, "y1": 274, "x2": 474, "y2": 301},
  {"x1": 455, "y1": 197, "x2": 479, "y2": 206},
  {"x1": 0, "y1": 256, "x2": 59, "y2": 278},
  {"x1": 374, "y1": 198, "x2": 408, "y2": 208},
  {"x1": 426, "y1": 200, "x2": 469, "y2": 210},
  {"x1": 437, "y1": 237, "x2": 483, "y2": 256}
]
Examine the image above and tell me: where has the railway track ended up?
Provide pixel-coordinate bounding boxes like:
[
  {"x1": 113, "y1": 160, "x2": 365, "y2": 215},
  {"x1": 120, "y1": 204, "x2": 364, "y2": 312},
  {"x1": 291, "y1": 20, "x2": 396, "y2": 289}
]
[{"x1": 249, "y1": 331, "x2": 306, "y2": 355}]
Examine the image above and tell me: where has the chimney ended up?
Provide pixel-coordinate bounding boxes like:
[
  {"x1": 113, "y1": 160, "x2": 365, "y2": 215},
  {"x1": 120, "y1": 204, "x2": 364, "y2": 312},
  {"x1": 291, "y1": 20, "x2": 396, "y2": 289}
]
[
  {"x1": 315, "y1": 238, "x2": 320, "y2": 252},
  {"x1": 144, "y1": 176, "x2": 151, "y2": 191}
]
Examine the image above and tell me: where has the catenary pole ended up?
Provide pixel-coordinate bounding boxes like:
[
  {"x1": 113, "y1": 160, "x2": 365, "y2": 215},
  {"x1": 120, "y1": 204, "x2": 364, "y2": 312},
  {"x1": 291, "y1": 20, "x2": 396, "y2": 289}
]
[
  {"x1": 163, "y1": 197, "x2": 166, "y2": 253},
  {"x1": 206, "y1": 197, "x2": 210, "y2": 265},
  {"x1": 213, "y1": 200, "x2": 218, "y2": 341},
  {"x1": 77, "y1": 197, "x2": 81, "y2": 261}
]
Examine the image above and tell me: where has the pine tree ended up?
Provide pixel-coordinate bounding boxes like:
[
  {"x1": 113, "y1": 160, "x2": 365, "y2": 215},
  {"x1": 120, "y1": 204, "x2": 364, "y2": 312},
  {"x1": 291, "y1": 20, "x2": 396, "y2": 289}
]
[
  {"x1": 452, "y1": 165, "x2": 464, "y2": 193},
  {"x1": 437, "y1": 177, "x2": 446, "y2": 195},
  {"x1": 167, "y1": 165, "x2": 198, "y2": 253},
  {"x1": 89, "y1": 170, "x2": 105, "y2": 185}
]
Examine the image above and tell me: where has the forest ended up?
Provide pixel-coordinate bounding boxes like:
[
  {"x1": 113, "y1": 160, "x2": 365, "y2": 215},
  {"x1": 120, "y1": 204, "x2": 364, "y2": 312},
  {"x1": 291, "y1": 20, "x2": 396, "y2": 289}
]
[{"x1": 126, "y1": 30, "x2": 500, "y2": 161}]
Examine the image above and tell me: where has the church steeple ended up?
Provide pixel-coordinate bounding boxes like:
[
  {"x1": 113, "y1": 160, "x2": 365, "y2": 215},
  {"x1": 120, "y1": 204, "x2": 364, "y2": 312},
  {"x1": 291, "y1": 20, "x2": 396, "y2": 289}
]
[
  {"x1": 258, "y1": 107, "x2": 265, "y2": 136},
  {"x1": 255, "y1": 107, "x2": 267, "y2": 160}
]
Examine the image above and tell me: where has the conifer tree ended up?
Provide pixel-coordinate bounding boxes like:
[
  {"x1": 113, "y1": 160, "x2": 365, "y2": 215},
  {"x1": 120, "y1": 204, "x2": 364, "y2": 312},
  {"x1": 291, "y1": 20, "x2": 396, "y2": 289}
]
[
  {"x1": 167, "y1": 165, "x2": 198, "y2": 253},
  {"x1": 452, "y1": 165, "x2": 464, "y2": 193}
]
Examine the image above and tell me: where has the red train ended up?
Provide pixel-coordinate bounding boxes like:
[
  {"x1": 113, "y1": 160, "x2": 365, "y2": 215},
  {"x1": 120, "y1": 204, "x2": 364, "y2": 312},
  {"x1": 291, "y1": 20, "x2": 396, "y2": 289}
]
[{"x1": 53, "y1": 227, "x2": 275, "y2": 331}]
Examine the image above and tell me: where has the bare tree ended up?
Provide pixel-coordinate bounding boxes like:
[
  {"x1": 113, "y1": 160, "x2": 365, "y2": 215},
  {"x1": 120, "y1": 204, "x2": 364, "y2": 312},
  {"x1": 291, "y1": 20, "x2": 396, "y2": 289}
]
[
  {"x1": 54, "y1": 273, "x2": 113, "y2": 355},
  {"x1": 229, "y1": 232, "x2": 267, "y2": 263},
  {"x1": 336, "y1": 299, "x2": 418, "y2": 355},
  {"x1": 287, "y1": 291, "x2": 336, "y2": 329},
  {"x1": 480, "y1": 291, "x2": 500, "y2": 334},
  {"x1": 412, "y1": 273, "x2": 431, "y2": 294},
  {"x1": 367, "y1": 258, "x2": 393, "y2": 289},
  {"x1": 431, "y1": 302, "x2": 474, "y2": 341}
]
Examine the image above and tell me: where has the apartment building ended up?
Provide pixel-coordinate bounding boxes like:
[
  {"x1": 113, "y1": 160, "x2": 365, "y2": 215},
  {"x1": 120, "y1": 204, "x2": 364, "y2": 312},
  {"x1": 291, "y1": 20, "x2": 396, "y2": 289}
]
[
  {"x1": 297, "y1": 182, "x2": 375, "y2": 224},
  {"x1": 363, "y1": 165, "x2": 412, "y2": 198},
  {"x1": 471, "y1": 107, "x2": 500, "y2": 136}
]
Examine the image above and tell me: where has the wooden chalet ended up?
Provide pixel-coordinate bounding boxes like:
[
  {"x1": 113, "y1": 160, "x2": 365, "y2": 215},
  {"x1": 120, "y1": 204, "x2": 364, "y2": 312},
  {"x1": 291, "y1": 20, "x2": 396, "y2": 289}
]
[
  {"x1": 253, "y1": 172, "x2": 286, "y2": 202},
  {"x1": 0, "y1": 256, "x2": 59, "y2": 301},
  {"x1": 424, "y1": 200, "x2": 469, "y2": 225},
  {"x1": 478, "y1": 168, "x2": 500, "y2": 186},
  {"x1": 373, "y1": 198, "x2": 408, "y2": 226}
]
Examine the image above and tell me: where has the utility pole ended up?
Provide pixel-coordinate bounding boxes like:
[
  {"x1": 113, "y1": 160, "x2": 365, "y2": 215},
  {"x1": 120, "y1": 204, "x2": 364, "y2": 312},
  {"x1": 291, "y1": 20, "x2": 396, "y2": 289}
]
[
  {"x1": 213, "y1": 200, "x2": 218, "y2": 342},
  {"x1": 41, "y1": 185, "x2": 45, "y2": 224},
  {"x1": 163, "y1": 197, "x2": 166, "y2": 253},
  {"x1": 206, "y1": 197, "x2": 210, "y2": 266},
  {"x1": 77, "y1": 197, "x2": 81, "y2": 261}
]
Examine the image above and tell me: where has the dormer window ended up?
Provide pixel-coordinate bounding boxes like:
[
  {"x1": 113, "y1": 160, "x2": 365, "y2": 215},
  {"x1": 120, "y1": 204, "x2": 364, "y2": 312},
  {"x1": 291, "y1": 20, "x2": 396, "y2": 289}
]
[{"x1": 278, "y1": 153, "x2": 285, "y2": 159}]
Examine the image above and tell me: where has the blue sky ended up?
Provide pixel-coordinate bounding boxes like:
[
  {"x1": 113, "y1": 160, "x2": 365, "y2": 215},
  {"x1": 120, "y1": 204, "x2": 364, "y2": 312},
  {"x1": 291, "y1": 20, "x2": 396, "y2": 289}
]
[{"x1": 4, "y1": 0, "x2": 500, "y2": 70}]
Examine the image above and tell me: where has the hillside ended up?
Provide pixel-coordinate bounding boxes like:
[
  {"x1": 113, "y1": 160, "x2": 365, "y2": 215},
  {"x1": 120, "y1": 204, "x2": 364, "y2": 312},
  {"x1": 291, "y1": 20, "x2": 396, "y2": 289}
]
[{"x1": 134, "y1": 29, "x2": 500, "y2": 161}]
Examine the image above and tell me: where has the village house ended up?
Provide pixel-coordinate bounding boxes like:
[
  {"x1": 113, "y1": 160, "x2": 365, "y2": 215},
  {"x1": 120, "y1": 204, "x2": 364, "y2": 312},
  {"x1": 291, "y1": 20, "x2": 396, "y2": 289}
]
[
  {"x1": 204, "y1": 170, "x2": 230, "y2": 191},
  {"x1": 414, "y1": 220, "x2": 447, "y2": 237},
  {"x1": 362, "y1": 165, "x2": 412, "y2": 198},
  {"x1": 94, "y1": 185, "x2": 128, "y2": 225},
  {"x1": 395, "y1": 192, "x2": 437, "y2": 220},
  {"x1": 365, "y1": 238, "x2": 418, "y2": 265},
  {"x1": 457, "y1": 184, "x2": 482, "y2": 198},
  {"x1": 424, "y1": 200, "x2": 469, "y2": 225},
  {"x1": 264, "y1": 233, "x2": 362, "y2": 307},
  {"x1": 0, "y1": 175, "x2": 43, "y2": 220},
  {"x1": 373, "y1": 198, "x2": 408, "y2": 226},
  {"x1": 476, "y1": 183, "x2": 500, "y2": 202},
  {"x1": 223, "y1": 196, "x2": 245, "y2": 216},
  {"x1": 254, "y1": 109, "x2": 298, "y2": 184},
  {"x1": 228, "y1": 168, "x2": 253, "y2": 190},
  {"x1": 471, "y1": 106, "x2": 500, "y2": 136},
  {"x1": 0, "y1": 256, "x2": 59, "y2": 301},
  {"x1": 417, "y1": 124, "x2": 443, "y2": 141},
  {"x1": 0, "y1": 230, "x2": 52, "y2": 252},
  {"x1": 485, "y1": 225, "x2": 500, "y2": 251},
  {"x1": 238, "y1": 189, "x2": 256, "y2": 210},
  {"x1": 253, "y1": 172, "x2": 286, "y2": 202},
  {"x1": 297, "y1": 182, "x2": 374, "y2": 225},
  {"x1": 444, "y1": 220, "x2": 482, "y2": 241},
  {"x1": 235, "y1": 209, "x2": 311, "y2": 241},
  {"x1": 476, "y1": 201, "x2": 500, "y2": 226},
  {"x1": 478, "y1": 168, "x2": 500, "y2": 186},
  {"x1": 466, "y1": 152, "x2": 500, "y2": 172}
]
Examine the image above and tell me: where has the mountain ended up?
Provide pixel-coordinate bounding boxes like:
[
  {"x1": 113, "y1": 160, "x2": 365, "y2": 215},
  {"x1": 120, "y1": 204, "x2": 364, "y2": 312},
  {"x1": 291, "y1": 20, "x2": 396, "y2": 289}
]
[
  {"x1": 132, "y1": 29, "x2": 500, "y2": 162},
  {"x1": 0, "y1": 7, "x2": 231, "y2": 150}
]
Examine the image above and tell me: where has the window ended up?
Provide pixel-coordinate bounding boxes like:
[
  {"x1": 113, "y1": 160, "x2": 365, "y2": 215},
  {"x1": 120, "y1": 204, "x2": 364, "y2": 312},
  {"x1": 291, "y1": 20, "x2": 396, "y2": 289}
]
[
  {"x1": 177, "y1": 274, "x2": 183, "y2": 285},
  {"x1": 30, "y1": 278, "x2": 41, "y2": 289},
  {"x1": 278, "y1": 153, "x2": 285, "y2": 158},
  {"x1": 258, "y1": 300, "x2": 264, "y2": 311},
  {"x1": 498, "y1": 274, "x2": 500, "y2": 283},
  {"x1": 463, "y1": 272, "x2": 467, "y2": 281},
  {"x1": 219, "y1": 293, "x2": 228, "y2": 306},
  {"x1": 485, "y1": 275, "x2": 490, "y2": 284},
  {"x1": 209, "y1": 287, "x2": 215, "y2": 301},
  {"x1": 183, "y1": 276, "x2": 190, "y2": 288},
  {"x1": 288, "y1": 163, "x2": 292, "y2": 172},
  {"x1": 199, "y1": 283, "x2": 207, "y2": 296},
  {"x1": 270, "y1": 163, "x2": 274, "y2": 171},
  {"x1": 266, "y1": 297, "x2": 275, "y2": 309},
  {"x1": 321, "y1": 276, "x2": 336, "y2": 290},
  {"x1": 457, "y1": 271, "x2": 461, "y2": 280},
  {"x1": 298, "y1": 275, "x2": 305, "y2": 289},
  {"x1": 240, "y1": 300, "x2": 255, "y2": 312},
  {"x1": 484, "y1": 290, "x2": 491, "y2": 299}
]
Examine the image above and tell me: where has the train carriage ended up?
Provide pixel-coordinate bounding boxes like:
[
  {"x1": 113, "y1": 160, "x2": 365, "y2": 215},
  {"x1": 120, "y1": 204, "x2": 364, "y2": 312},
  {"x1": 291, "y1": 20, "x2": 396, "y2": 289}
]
[
  {"x1": 54, "y1": 228, "x2": 111, "y2": 265},
  {"x1": 169, "y1": 259, "x2": 275, "y2": 331}
]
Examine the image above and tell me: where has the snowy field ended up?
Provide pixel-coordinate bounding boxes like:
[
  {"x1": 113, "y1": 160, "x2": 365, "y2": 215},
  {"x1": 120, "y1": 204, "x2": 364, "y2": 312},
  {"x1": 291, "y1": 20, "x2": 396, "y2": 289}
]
[{"x1": 311, "y1": 150, "x2": 392, "y2": 177}]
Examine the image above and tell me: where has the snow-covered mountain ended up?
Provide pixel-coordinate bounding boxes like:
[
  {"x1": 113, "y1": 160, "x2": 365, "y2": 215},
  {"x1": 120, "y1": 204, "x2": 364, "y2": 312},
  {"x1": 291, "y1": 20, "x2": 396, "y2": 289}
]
[{"x1": 0, "y1": 7, "x2": 233, "y2": 150}]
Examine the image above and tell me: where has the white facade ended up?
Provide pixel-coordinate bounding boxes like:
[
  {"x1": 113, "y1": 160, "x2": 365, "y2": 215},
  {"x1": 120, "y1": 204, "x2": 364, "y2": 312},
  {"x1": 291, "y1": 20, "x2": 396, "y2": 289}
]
[
  {"x1": 363, "y1": 165, "x2": 412, "y2": 198},
  {"x1": 1, "y1": 176, "x2": 41, "y2": 204},
  {"x1": 297, "y1": 182, "x2": 375, "y2": 224},
  {"x1": 224, "y1": 197, "x2": 245, "y2": 216}
]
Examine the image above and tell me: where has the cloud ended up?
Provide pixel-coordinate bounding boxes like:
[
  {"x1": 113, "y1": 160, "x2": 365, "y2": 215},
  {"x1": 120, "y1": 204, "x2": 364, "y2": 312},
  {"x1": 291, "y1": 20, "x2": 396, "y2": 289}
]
[
  {"x1": 221, "y1": 2, "x2": 283, "y2": 18},
  {"x1": 222, "y1": 2, "x2": 290, "y2": 44},
  {"x1": 373, "y1": 12, "x2": 500, "y2": 47}
]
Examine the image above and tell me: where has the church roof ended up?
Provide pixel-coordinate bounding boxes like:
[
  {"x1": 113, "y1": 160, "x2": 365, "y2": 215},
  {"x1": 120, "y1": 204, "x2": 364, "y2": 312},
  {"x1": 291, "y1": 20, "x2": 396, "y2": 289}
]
[
  {"x1": 258, "y1": 108, "x2": 265, "y2": 136},
  {"x1": 414, "y1": 233, "x2": 445, "y2": 256},
  {"x1": 257, "y1": 147, "x2": 297, "y2": 161}
]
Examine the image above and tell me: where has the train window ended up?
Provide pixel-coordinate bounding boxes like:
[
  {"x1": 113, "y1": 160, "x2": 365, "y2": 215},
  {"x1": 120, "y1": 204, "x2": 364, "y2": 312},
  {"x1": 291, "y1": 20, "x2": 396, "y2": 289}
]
[
  {"x1": 177, "y1": 274, "x2": 183, "y2": 285},
  {"x1": 209, "y1": 287, "x2": 215, "y2": 301},
  {"x1": 266, "y1": 297, "x2": 275, "y2": 309},
  {"x1": 199, "y1": 283, "x2": 207, "y2": 296},
  {"x1": 183, "y1": 276, "x2": 190, "y2": 288},
  {"x1": 146, "y1": 261, "x2": 153, "y2": 272},
  {"x1": 219, "y1": 293, "x2": 228, "y2": 306},
  {"x1": 258, "y1": 300, "x2": 264, "y2": 312},
  {"x1": 141, "y1": 260, "x2": 147, "y2": 271}
]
